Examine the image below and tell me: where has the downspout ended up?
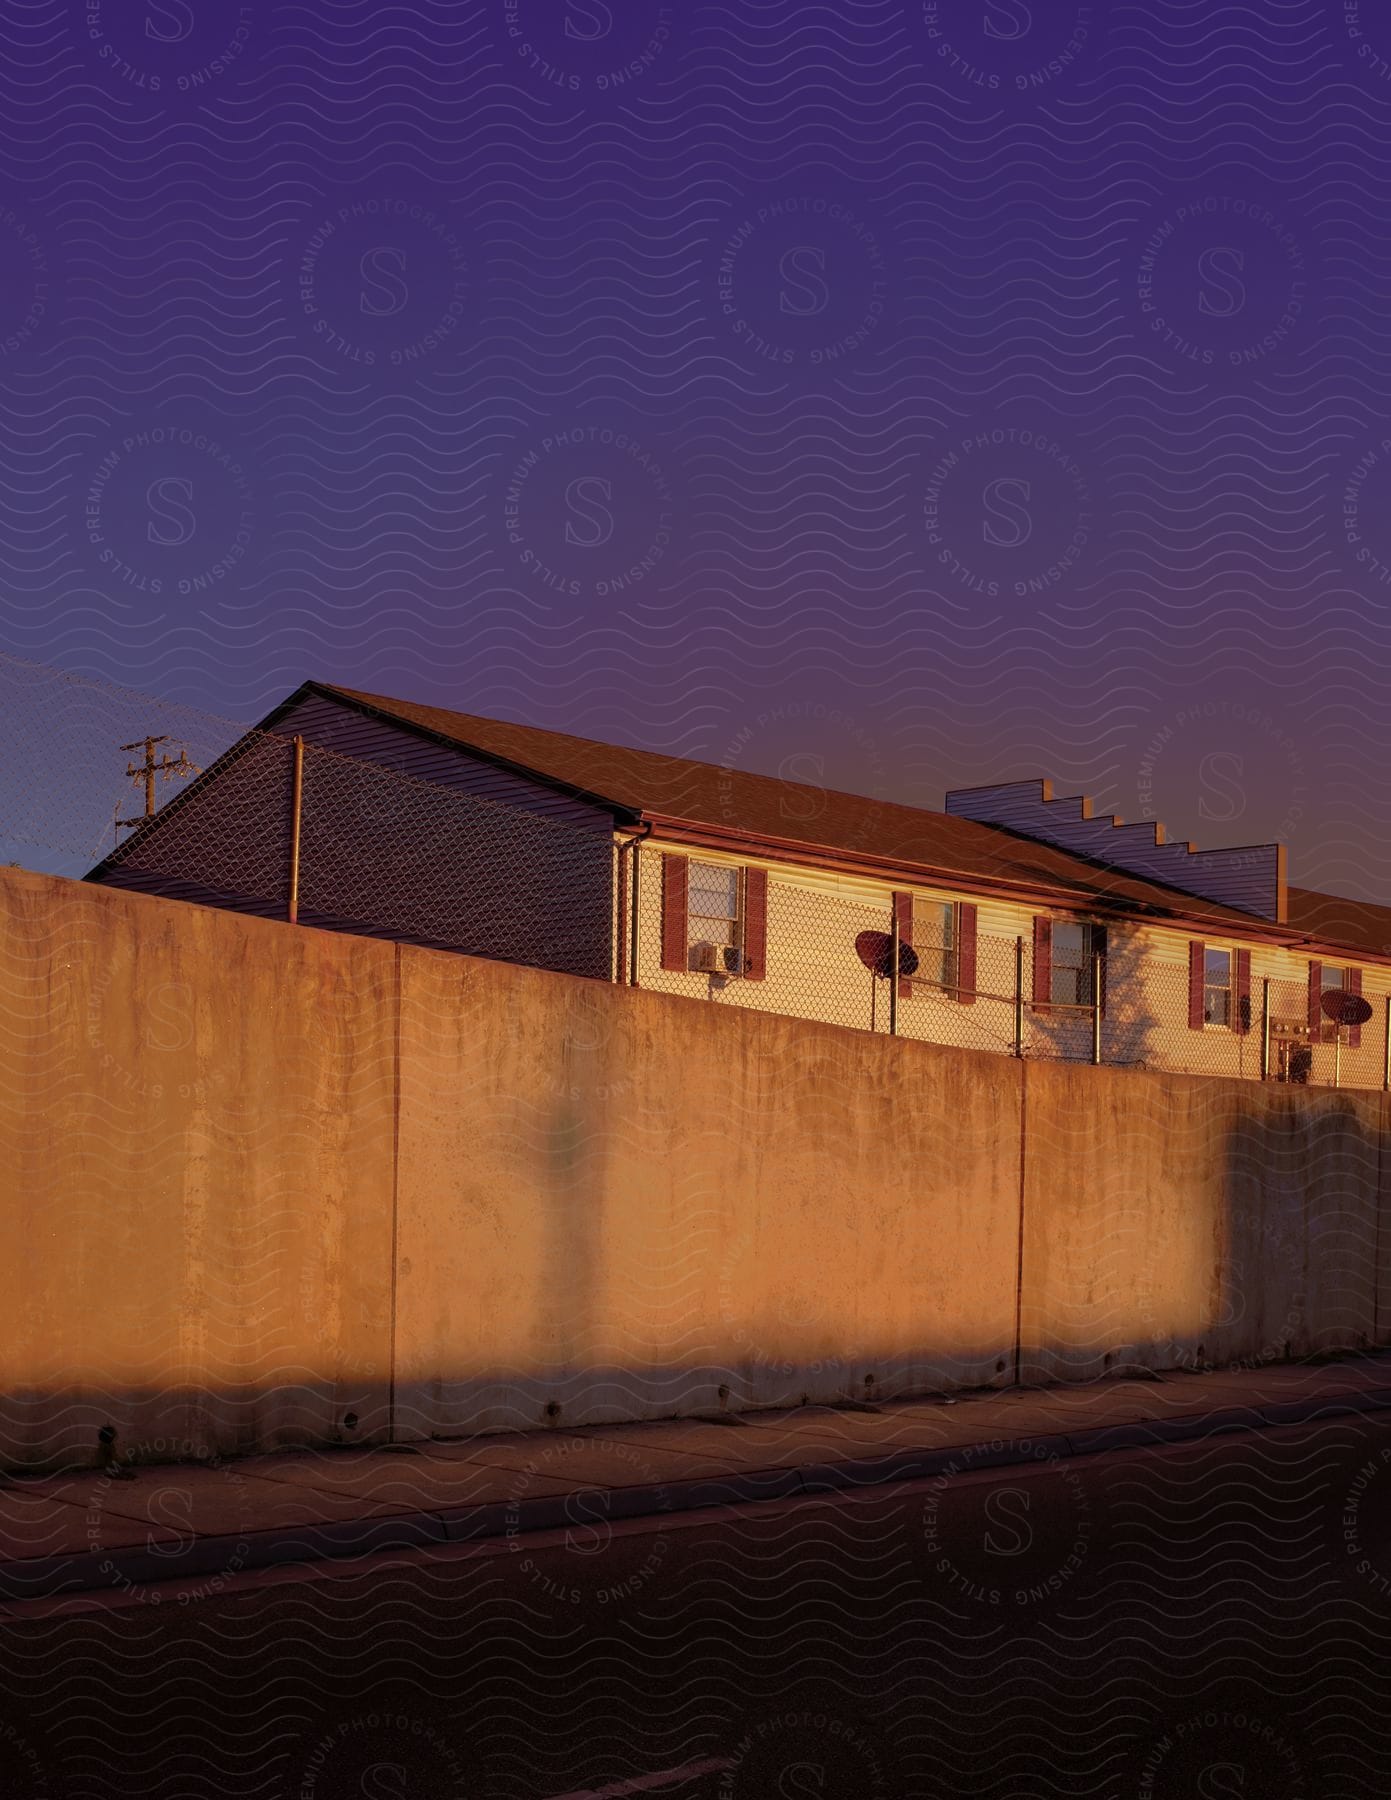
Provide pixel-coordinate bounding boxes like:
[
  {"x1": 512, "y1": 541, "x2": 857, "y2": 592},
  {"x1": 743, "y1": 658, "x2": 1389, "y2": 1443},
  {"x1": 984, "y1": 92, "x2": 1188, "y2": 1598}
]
[{"x1": 617, "y1": 820, "x2": 653, "y2": 986}]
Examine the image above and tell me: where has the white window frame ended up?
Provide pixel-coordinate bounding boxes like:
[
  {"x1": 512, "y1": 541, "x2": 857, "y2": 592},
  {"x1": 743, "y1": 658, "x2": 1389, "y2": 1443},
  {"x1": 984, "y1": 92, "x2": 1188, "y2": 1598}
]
[
  {"x1": 687, "y1": 860, "x2": 742, "y2": 962},
  {"x1": 1050, "y1": 920, "x2": 1099, "y2": 1009},
  {"x1": 917, "y1": 898, "x2": 957, "y2": 990},
  {"x1": 1319, "y1": 964, "x2": 1351, "y2": 1038},
  {"x1": 1203, "y1": 946, "x2": 1234, "y2": 1029}
]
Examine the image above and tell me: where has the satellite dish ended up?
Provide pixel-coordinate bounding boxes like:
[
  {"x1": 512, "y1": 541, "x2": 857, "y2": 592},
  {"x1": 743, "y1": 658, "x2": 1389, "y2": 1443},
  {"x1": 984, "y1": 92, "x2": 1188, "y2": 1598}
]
[
  {"x1": 1321, "y1": 989, "x2": 1372, "y2": 1027},
  {"x1": 854, "y1": 929, "x2": 919, "y2": 980}
]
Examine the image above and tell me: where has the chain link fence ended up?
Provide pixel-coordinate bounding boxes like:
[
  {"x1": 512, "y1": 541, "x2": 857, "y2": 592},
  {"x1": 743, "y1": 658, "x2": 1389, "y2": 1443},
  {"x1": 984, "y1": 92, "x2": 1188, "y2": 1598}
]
[
  {"x1": 626, "y1": 848, "x2": 1390, "y2": 1091},
  {"x1": 0, "y1": 655, "x2": 613, "y2": 978},
  {"x1": 0, "y1": 652, "x2": 247, "y2": 873},
  {"x1": 100, "y1": 726, "x2": 617, "y2": 980},
  {"x1": 3, "y1": 652, "x2": 1388, "y2": 1091}
]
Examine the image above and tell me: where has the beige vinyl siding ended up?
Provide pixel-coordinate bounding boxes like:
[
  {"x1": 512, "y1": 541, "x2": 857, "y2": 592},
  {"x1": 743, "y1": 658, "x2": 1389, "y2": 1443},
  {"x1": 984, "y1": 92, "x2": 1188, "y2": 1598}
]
[{"x1": 626, "y1": 834, "x2": 1390, "y2": 1089}]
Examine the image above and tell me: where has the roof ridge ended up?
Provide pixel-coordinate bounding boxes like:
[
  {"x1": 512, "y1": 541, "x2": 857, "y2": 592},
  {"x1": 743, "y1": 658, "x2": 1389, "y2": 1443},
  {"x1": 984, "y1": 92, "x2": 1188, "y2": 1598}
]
[
  {"x1": 325, "y1": 682, "x2": 946, "y2": 820},
  {"x1": 298, "y1": 684, "x2": 1290, "y2": 934}
]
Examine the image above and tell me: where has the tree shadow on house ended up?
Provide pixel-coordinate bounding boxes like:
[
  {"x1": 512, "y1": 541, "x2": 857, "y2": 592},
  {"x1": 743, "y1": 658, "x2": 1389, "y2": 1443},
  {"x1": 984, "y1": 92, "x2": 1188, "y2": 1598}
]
[{"x1": 1025, "y1": 921, "x2": 1165, "y2": 1071}]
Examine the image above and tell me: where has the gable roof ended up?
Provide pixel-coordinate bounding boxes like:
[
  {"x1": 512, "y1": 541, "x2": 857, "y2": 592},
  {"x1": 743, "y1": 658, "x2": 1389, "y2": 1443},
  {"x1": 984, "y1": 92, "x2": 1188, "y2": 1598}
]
[
  {"x1": 86, "y1": 677, "x2": 1391, "y2": 964},
  {"x1": 309, "y1": 683, "x2": 1280, "y2": 932}
]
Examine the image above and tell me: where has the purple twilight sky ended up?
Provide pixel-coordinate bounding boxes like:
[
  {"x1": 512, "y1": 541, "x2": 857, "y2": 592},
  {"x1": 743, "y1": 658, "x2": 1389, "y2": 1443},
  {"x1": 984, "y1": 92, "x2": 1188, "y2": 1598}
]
[{"x1": 3, "y1": 0, "x2": 1390, "y2": 899}]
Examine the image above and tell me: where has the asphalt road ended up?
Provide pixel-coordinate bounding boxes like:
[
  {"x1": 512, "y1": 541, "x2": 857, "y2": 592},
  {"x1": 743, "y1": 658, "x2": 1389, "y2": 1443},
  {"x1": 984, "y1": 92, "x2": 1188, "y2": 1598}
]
[{"x1": 3, "y1": 1413, "x2": 1391, "y2": 1799}]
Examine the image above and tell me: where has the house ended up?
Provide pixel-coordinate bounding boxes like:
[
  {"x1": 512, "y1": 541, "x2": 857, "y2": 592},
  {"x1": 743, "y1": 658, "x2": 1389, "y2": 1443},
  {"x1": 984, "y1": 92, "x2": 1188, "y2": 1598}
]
[{"x1": 85, "y1": 681, "x2": 1391, "y2": 1089}]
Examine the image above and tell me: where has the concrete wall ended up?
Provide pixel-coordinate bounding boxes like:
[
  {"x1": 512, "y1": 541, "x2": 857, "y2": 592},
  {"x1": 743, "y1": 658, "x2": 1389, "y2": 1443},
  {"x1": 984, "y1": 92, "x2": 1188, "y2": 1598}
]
[
  {"x1": 1, "y1": 866, "x2": 1387, "y2": 1470},
  {"x1": 392, "y1": 942, "x2": 1022, "y2": 1436},
  {"x1": 0, "y1": 866, "x2": 397, "y2": 1470},
  {"x1": 1018, "y1": 1064, "x2": 1387, "y2": 1381}
]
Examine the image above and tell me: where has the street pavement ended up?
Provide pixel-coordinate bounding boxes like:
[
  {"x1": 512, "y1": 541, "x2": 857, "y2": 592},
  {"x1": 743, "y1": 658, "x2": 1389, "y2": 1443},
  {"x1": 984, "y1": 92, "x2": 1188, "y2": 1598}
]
[
  {"x1": 1, "y1": 1357, "x2": 1390, "y2": 1796},
  {"x1": 2, "y1": 1352, "x2": 1390, "y2": 1610}
]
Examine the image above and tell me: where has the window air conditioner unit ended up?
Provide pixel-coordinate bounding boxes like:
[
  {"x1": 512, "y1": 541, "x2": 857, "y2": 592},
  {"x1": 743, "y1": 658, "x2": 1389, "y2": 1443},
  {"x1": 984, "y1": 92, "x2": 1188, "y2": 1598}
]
[{"x1": 693, "y1": 942, "x2": 743, "y2": 975}]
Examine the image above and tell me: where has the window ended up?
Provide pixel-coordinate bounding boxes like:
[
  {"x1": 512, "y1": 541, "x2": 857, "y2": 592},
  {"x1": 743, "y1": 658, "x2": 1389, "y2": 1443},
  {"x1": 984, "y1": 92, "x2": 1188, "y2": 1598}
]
[
  {"x1": 688, "y1": 861, "x2": 740, "y2": 964},
  {"x1": 1320, "y1": 965, "x2": 1349, "y2": 1032},
  {"x1": 1313, "y1": 962, "x2": 1364, "y2": 1046},
  {"x1": 1050, "y1": 921, "x2": 1100, "y2": 1007},
  {"x1": 919, "y1": 899, "x2": 956, "y2": 988},
  {"x1": 1203, "y1": 948, "x2": 1232, "y2": 1026},
  {"x1": 1190, "y1": 940, "x2": 1250, "y2": 1033}
]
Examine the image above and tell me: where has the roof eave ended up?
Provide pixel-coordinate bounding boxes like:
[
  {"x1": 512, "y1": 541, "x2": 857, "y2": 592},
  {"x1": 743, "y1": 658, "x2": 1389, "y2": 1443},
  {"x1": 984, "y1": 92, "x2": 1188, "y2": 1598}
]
[{"x1": 637, "y1": 811, "x2": 1305, "y2": 937}]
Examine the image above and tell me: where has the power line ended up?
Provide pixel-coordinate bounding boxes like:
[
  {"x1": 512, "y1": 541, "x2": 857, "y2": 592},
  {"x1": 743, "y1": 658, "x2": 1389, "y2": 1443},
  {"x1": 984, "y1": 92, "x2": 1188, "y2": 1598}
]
[{"x1": 114, "y1": 735, "x2": 200, "y2": 843}]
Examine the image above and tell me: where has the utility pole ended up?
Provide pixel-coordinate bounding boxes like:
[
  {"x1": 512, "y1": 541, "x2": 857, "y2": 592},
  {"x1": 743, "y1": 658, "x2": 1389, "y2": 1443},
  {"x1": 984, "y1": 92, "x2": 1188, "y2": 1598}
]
[{"x1": 115, "y1": 735, "x2": 198, "y2": 840}]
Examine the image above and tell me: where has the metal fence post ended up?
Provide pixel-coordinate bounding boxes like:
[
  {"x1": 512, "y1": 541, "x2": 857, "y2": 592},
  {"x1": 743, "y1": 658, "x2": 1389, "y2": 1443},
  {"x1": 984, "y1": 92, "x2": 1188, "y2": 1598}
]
[
  {"x1": 1013, "y1": 936, "x2": 1024, "y2": 1057},
  {"x1": 613, "y1": 841, "x2": 625, "y2": 983},
  {"x1": 1091, "y1": 951, "x2": 1102, "y2": 1065},
  {"x1": 889, "y1": 900, "x2": 899, "y2": 1036},
  {"x1": 629, "y1": 842, "x2": 641, "y2": 986},
  {"x1": 287, "y1": 734, "x2": 304, "y2": 924},
  {"x1": 1384, "y1": 996, "x2": 1390, "y2": 1092},
  {"x1": 1261, "y1": 978, "x2": 1271, "y2": 1081}
]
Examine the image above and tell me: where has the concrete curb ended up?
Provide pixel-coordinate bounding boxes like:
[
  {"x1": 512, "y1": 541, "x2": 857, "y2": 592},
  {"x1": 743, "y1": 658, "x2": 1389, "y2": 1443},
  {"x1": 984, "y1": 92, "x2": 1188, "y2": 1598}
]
[
  {"x1": 0, "y1": 1510, "x2": 450, "y2": 1604},
  {"x1": 4, "y1": 1385, "x2": 1389, "y2": 1605}
]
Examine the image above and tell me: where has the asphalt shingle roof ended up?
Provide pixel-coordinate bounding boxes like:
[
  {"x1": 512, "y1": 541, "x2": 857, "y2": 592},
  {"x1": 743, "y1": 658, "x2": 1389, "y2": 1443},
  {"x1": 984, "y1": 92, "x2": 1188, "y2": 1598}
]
[{"x1": 322, "y1": 684, "x2": 1275, "y2": 930}]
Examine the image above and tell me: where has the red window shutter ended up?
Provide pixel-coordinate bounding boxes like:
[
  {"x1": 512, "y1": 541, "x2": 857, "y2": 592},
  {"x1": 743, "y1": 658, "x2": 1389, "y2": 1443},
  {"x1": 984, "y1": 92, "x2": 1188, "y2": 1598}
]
[
  {"x1": 956, "y1": 902, "x2": 978, "y2": 1005},
  {"x1": 1348, "y1": 967, "x2": 1363, "y2": 1048},
  {"x1": 743, "y1": 867, "x2": 767, "y2": 981},
  {"x1": 661, "y1": 854, "x2": 688, "y2": 971},
  {"x1": 1234, "y1": 949, "x2": 1252, "y2": 1036},
  {"x1": 1188, "y1": 942, "x2": 1206, "y2": 1030},
  {"x1": 892, "y1": 890, "x2": 913, "y2": 999},
  {"x1": 1032, "y1": 917, "x2": 1051, "y2": 1008},
  {"x1": 1307, "y1": 961, "x2": 1322, "y2": 1033}
]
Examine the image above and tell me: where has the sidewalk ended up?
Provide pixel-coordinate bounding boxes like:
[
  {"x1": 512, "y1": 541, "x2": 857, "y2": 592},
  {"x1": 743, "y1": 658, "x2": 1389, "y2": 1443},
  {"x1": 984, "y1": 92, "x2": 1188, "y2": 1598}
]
[{"x1": 3, "y1": 1352, "x2": 1390, "y2": 1613}]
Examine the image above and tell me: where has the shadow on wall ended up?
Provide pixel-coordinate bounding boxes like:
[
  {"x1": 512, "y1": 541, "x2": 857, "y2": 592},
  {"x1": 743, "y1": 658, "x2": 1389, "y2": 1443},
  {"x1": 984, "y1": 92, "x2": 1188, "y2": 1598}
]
[
  {"x1": 1025, "y1": 924, "x2": 1164, "y2": 1069},
  {"x1": 13, "y1": 1080, "x2": 1388, "y2": 1477},
  {"x1": 1017, "y1": 1072, "x2": 1388, "y2": 1387},
  {"x1": 5, "y1": 862, "x2": 1391, "y2": 1474},
  {"x1": 1206, "y1": 1092, "x2": 1384, "y2": 1367},
  {"x1": 1099, "y1": 926, "x2": 1163, "y2": 1069}
]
